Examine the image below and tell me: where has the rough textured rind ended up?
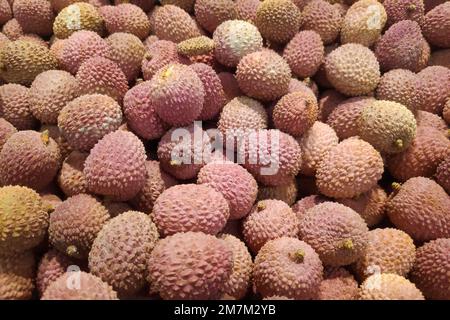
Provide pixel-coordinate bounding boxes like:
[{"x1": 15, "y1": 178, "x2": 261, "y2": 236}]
[
  {"x1": 0, "y1": 118, "x2": 16, "y2": 150},
  {"x1": 410, "y1": 238, "x2": 450, "y2": 300},
  {"x1": 147, "y1": 232, "x2": 233, "y2": 300},
  {"x1": 318, "y1": 267, "x2": 359, "y2": 300},
  {"x1": 89, "y1": 211, "x2": 159, "y2": 297},
  {"x1": 41, "y1": 124, "x2": 72, "y2": 159},
  {"x1": 354, "y1": 228, "x2": 416, "y2": 280},
  {"x1": 298, "y1": 122, "x2": 338, "y2": 176},
  {"x1": 243, "y1": 200, "x2": 300, "y2": 254},
  {"x1": 386, "y1": 177, "x2": 450, "y2": 242},
  {"x1": 0, "y1": 251, "x2": 35, "y2": 300},
  {"x1": 13, "y1": 0, "x2": 54, "y2": 37},
  {"x1": 84, "y1": 130, "x2": 147, "y2": 201},
  {"x1": 383, "y1": 0, "x2": 424, "y2": 27},
  {"x1": 101, "y1": 4, "x2": 150, "y2": 40},
  {"x1": 57, "y1": 151, "x2": 88, "y2": 197},
  {"x1": 257, "y1": 179, "x2": 298, "y2": 206},
  {"x1": 422, "y1": 2, "x2": 450, "y2": 48},
  {"x1": 152, "y1": 5, "x2": 200, "y2": 43},
  {"x1": 301, "y1": 0, "x2": 342, "y2": 45},
  {"x1": 0, "y1": 84, "x2": 37, "y2": 130},
  {"x1": 194, "y1": 0, "x2": 236, "y2": 33},
  {"x1": 444, "y1": 99, "x2": 450, "y2": 124},
  {"x1": 317, "y1": 89, "x2": 345, "y2": 122},
  {"x1": 235, "y1": 0, "x2": 260, "y2": 23},
  {"x1": 316, "y1": 138, "x2": 384, "y2": 199},
  {"x1": 0, "y1": 130, "x2": 61, "y2": 190},
  {"x1": 152, "y1": 184, "x2": 229, "y2": 236},
  {"x1": 29, "y1": 70, "x2": 79, "y2": 124},
  {"x1": 0, "y1": 0, "x2": 11, "y2": 26},
  {"x1": 42, "y1": 271, "x2": 118, "y2": 300},
  {"x1": 253, "y1": 237, "x2": 323, "y2": 299},
  {"x1": 416, "y1": 111, "x2": 448, "y2": 133},
  {"x1": 58, "y1": 94, "x2": 123, "y2": 152},
  {"x1": 0, "y1": 186, "x2": 48, "y2": 255},
  {"x1": 198, "y1": 161, "x2": 257, "y2": 220},
  {"x1": 2, "y1": 19, "x2": 23, "y2": 41},
  {"x1": 387, "y1": 126, "x2": 450, "y2": 181},
  {"x1": 436, "y1": 158, "x2": 450, "y2": 194},
  {"x1": 49, "y1": 193, "x2": 110, "y2": 259},
  {"x1": 291, "y1": 195, "x2": 328, "y2": 221},
  {"x1": 359, "y1": 274, "x2": 424, "y2": 300},
  {"x1": 160, "y1": 0, "x2": 195, "y2": 12},
  {"x1": 416, "y1": 66, "x2": 450, "y2": 114}
]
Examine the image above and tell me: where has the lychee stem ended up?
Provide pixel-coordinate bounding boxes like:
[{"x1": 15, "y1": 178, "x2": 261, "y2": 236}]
[
  {"x1": 66, "y1": 245, "x2": 78, "y2": 257},
  {"x1": 391, "y1": 182, "x2": 402, "y2": 192},
  {"x1": 41, "y1": 130, "x2": 50, "y2": 145},
  {"x1": 394, "y1": 139, "x2": 403, "y2": 149},
  {"x1": 407, "y1": 4, "x2": 416, "y2": 11},
  {"x1": 341, "y1": 239, "x2": 354, "y2": 250},
  {"x1": 257, "y1": 201, "x2": 266, "y2": 211},
  {"x1": 291, "y1": 249, "x2": 305, "y2": 263},
  {"x1": 170, "y1": 159, "x2": 180, "y2": 166}
]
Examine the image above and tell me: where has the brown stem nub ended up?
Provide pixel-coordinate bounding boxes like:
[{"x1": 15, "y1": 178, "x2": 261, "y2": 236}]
[
  {"x1": 256, "y1": 201, "x2": 266, "y2": 211},
  {"x1": 394, "y1": 139, "x2": 403, "y2": 149},
  {"x1": 391, "y1": 182, "x2": 402, "y2": 192},
  {"x1": 291, "y1": 249, "x2": 305, "y2": 263},
  {"x1": 41, "y1": 130, "x2": 50, "y2": 145},
  {"x1": 170, "y1": 159, "x2": 180, "y2": 166},
  {"x1": 66, "y1": 245, "x2": 78, "y2": 257},
  {"x1": 341, "y1": 239, "x2": 354, "y2": 250}
]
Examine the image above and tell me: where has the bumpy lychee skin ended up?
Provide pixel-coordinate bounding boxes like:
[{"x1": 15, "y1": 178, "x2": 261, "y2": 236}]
[
  {"x1": 0, "y1": 118, "x2": 16, "y2": 150},
  {"x1": 194, "y1": 0, "x2": 236, "y2": 33},
  {"x1": 198, "y1": 161, "x2": 258, "y2": 220},
  {"x1": 41, "y1": 124, "x2": 72, "y2": 159},
  {"x1": 416, "y1": 66, "x2": 450, "y2": 114},
  {"x1": 257, "y1": 178, "x2": 298, "y2": 206},
  {"x1": 0, "y1": 84, "x2": 37, "y2": 130},
  {"x1": 57, "y1": 151, "x2": 88, "y2": 197},
  {"x1": 243, "y1": 200, "x2": 299, "y2": 254},
  {"x1": 213, "y1": 20, "x2": 263, "y2": 68},
  {"x1": 354, "y1": 228, "x2": 416, "y2": 280},
  {"x1": 291, "y1": 195, "x2": 328, "y2": 221},
  {"x1": 383, "y1": 0, "x2": 424, "y2": 27},
  {"x1": 0, "y1": 251, "x2": 35, "y2": 300},
  {"x1": 147, "y1": 232, "x2": 233, "y2": 300},
  {"x1": 273, "y1": 91, "x2": 319, "y2": 137},
  {"x1": 149, "y1": 63, "x2": 205, "y2": 126},
  {"x1": 101, "y1": 4, "x2": 150, "y2": 40},
  {"x1": 374, "y1": 20, "x2": 429, "y2": 73},
  {"x1": 58, "y1": 94, "x2": 123, "y2": 152},
  {"x1": 160, "y1": 0, "x2": 195, "y2": 12},
  {"x1": 299, "y1": 202, "x2": 369, "y2": 266},
  {"x1": 236, "y1": 50, "x2": 291, "y2": 101},
  {"x1": 49, "y1": 193, "x2": 110, "y2": 259},
  {"x1": 318, "y1": 267, "x2": 359, "y2": 300},
  {"x1": 387, "y1": 177, "x2": 450, "y2": 242},
  {"x1": 238, "y1": 129, "x2": 302, "y2": 187},
  {"x1": 255, "y1": 0, "x2": 302, "y2": 44},
  {"x1": 0, "y1": 0, "x2": 11, "y2": 25},
  {"x1": 13, "y1": 0, "x2": 54, "y2": 37},
  {"x1": 89, "y1": 211, "x2": 159, "y2": 297},
  {"x1": 422, "y1": 2, "x2": 450, "y2": 48},
  {"x1": 53, "y1": 2, "x2": 105, "y2": 39},
  {"x1": 341, "y1": 0, "x2": 387, "y2": 47},
  {"x1": 42, "y1": 271, "x2": 118, "y2": 300},
  {"x1": 152, "y1": 5, "x2": 201, "y2": 43},
  {"x1": 152, "y1": 184, "x2": 229, "y2": 236},
  {"x1": 253, "y1": 237, "x2": 323, "y2": 300},
  {"x1": 416, "y1": 111, "x2": 448, "y2": 133},
  {"x1": 0, "y1": 130, "x2": 61, "y2": 190},
  {"x1": 235, "y1": 0, "x2": 260, "y2": 23},
  {"x1": 316, "y1": 138, "x2": 384, "y2": 199},
  {"x1": 29, "y1": 70, "x2": 79, "y2": 125},
  {"x1": 84, "y1": 130, "x2": 147, "y2": 201},
  {"x1": 387, "y1": 126, "x2": 450, "y2": 181},
  {"x1": 76, "y1": 57, "x2": 129, "y2": 102},
  {"x1": 444, "y1": 99, "x2": 450, "y2": 124},
  {"x1": 436, "y1": 158, "x2": 450, "y2": 194},
  {"x1": 410, "y1": 238, "x2": 450, "y2": 300},
  {"x1": 325, "y1": 43, "x2": 380, "y2": 96},
  {"x1": 359, "y1": 274, "x2": 424, "y2": 300}
]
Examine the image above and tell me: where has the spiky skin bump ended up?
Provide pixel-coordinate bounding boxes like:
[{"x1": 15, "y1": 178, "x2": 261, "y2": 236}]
[
  {"x1": 0, "y1": 186, "x2": 48, "y2": 255},
  {"x1": 58, "y1": 94, "x2": 123, "y2": 152},
  {"x1": 101, "y1": 4, "x2": 150, "y2": 40},
  {"x1": 42, "y1": 271, "x2": 118, "y2": 300},
  {"x1": 106, "y1": 33, "x2": 145, "y2": 83},
  {"x1": 253, "y1": 237, "x2": 323, "y2": 299},
  {"x1": 152, "y1": 184, "x2": 229, "y2": 236},
  {"x1": 53, "y1": 3, "x2": 105, "y2": 39},
  {"x1": 147, "y1": 232, "x2": 233, "y2": 300},
  {"x1": 422, "y1": 2, "x2": 450, "y2": 48},
  {"x1": 160, "y1": 0, "x2": 195, "y2": 12},
  {"x1": 89, "y1": 211, "x2": 159, "y2": 297},
  {"x1": 318, "y1": 267, "x2": 359, "y2": 300},
  {"x1": 243, "y1": 200, "x2": 300, "y2": 254},
  {"x1": 387, "y1": 126, "x2": 450, "y2": 181},
  {"x1": 149, "y1": 63, "x2": 205, "y2": 126},
  {"x1": 177, "y1": 36, "x2": 214, "y2": 57},
  {"x1": 257, "y1": 179, "x2": 298, "y2": 206},
  {"x1": 194, "y1": 0, "x2": 236, "y2": 33},
  {"x1": 60, "y1": 30, "x2": 111, "y2": 75},
  {"x1": 289, "y1": 78, "x2": 317, "y2": 99},
  {"x1": 239, "y1": 129, "x2": 302, "y2": 187},
  {"x1": 198, "y1": 161, "x2": 258, "y2": 220},
  {"x1": 358, "y1": 100, "x2": 417, "y2": 154},
  {"x1": 340, "y1": 0, "x2": 386, "y2": 47},
  {"x1": 13, "y1": 0, "x2": 54, "y2": 37},
  {"x1": 152, "y1": 5, "x2": 201, "y2": 43},
  {"x1": 0, "y1": 40, "x2": 58, "y2": 85},
  {"x1": 49, "y1": 194, "x2": 110, "y2": 259},
  {"x1": 29, "y1": 70, "x2": 79, "y2": 125},
  {"x1": 374, "y1": 20, "x2": 429, "y2": 73},
  {"x1": 236, "y1": 50, "x2": 291, "y2": 101},
  {"x1": 383, "y1": 0, "x2": 424, "y2": 27},
  {"x1": 0, "y1": 131, "x2": 61, "y2": 190},
  {"x1": 0, "y1": 84, "x2": 37, "y2": 130},
  {"x1": 220, "y1": 234, "x2": 253, "y2": 300},
  {"x1": 301, "y1": 0, "x2": 343, "y2": 45},
  {"x1": 325, "y1": 43, "x2": 380, "y2": 96},
  {"x1": 316, "y1": 138, "x2": 384, "y2": 199},
  {"x1": 84, "y1": 130, "x2": 147, "y2": 201},
  {"x1": 436, "y1": 158, "x2": 450, "y2": 194},
  {"x1": 18, "y1": 34, "x2": 48, "y2": 48},
  {"x1": 387, "y1": 177, "x2": 450, "y2": 242},
  {"x1": 416, "y1": 111, "x2": 448, "y2": 133},
  {"x1": 411, "y1": 238, "x2": 450, "y2": 300},
  {"x1": 416, "y1": 66, "x2": 450, "y2": 114},
  {"x1": 76, "y1": 57, "x2": 128, "y2": 102},
  {"x1": 0, "y1": 251, "x2": 35, "y2": 300},
  {"x1": 235, "y1": 0, "x2": 260, "y2": 23},
  {"x1": 36, "y1": 249, "x2": 79, "y2": 296},
  {"x1": 255, "y1": 0, "x2": 302, "y2": 44},
  {"x1": 326, "y1": 97, "x2": 374, "y2": 141},
  {"x1": 0, "y1": 118, "x2": 16, "y2": 150},
  {"x1": 213, "y1": 20, "x2": 263, "y2": 68},
  {"x1": 57, "y1": 151, "x2": 88, "y2": 197},
  {"x1": 359, "y1": 274, "x2": 424, "y2": 300}
]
